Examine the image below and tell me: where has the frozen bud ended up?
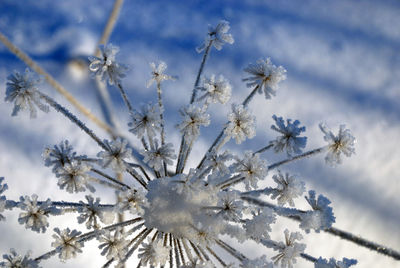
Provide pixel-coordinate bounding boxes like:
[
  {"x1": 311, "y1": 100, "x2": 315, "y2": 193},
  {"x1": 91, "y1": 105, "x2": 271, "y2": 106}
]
[
  {"x1": 225, "y1": 104, "x2": 256, "y2": 144},
  {"x1": 216, "y1": 190, "x2": 244, "y2": 221},
  {"x1": 43, "y1": 140, "x2": 77, "y2": 173},
  {"x1": 243, "y1": 58, "x2": 287, "y2": 99},
  {"x1": 88, "y1": 44, "x2": 128, "y2": 85},
  {"x1": 319, "y1": 123, "x2": 356, "y2": 166},
  {"x1": 5, "y1": 69, "x2": 48, "y2": 118},
  {"x1": 270, "y1": 115, "x2": 307, "y2": 156},
  {"x1": 203, "y1": 150, "x2": 233, "y2": 175},
  {"x1": 51, "y1": 228, "x2": 83, "y2": 261}
]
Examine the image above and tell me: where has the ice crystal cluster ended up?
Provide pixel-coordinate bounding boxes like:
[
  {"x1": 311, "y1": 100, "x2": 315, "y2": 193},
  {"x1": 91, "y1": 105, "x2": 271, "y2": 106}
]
[{"x1": 0, "y1": 20, "x2": 359, "y2": 268}]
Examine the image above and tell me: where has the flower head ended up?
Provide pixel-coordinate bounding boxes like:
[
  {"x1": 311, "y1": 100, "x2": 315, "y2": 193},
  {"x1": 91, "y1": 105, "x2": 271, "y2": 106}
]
[
  {"x1": 270, "y1": 171, "x2": 305, "y2": 207},
  {"x1": 197, "y1": 74, "x2": 232, "y2": 104},
  {"x1": 319, "y1": 124, "x2": 356, "y2": 166},
  {"x1": 244, "y1": 208, "x2": 276, "y2": 241},
  {"x1": 115, "y1": 189, "x2": 147, "y2": 215},
  {"x1": 88, "y1": 44, "x2": 128, "y2": 85},
  {"x1": 77, "y1": 195, "x2": 114, "y2": 229},
  {"x1": 243, "y1": 58, "x2": 287, "y2": 99},
  {"x1": 141, "y1": 141, "x2": 176, "y2": 172},
  {"x1": 138, "y1": 238, "x2": 170, "y2": 267},
  {"x1": 0, "y1": 249, "x2": 39, "y2": 268},
  {"x1": 51, "y1": 228, "x2": 83, "y2": 261},
  {"x1": 97, "y1": 227, "x2": 128, "y2": 260},
  {"x1": 18, "y1": 195, "x2": 57, "y2": 233},
  {"x1": 146, "y1": 61, "x2": 176, "y2": 88},
  {"x1": 197, "y1": 20, "x2": 234, "y2": 52},
  {"x1": 270, "y1": 115, "x2": 307, "y2": 156},
  {"x1": 177, "y1": 105, "x2": 210, "y2": 139},
  {"x1": 128, "y1": 103, "x2": 162, "y2": 139},
  {"x1": 300, "y1": 191, "x2": 335, "y2": 233},
  {"x1": 232, "y1": 151, "x2": 267, "y2": 190},
  {"x1": 97, "y1": 138, "x2": 132, "y2": 173},
  {"x1": 224, "y1": 104, "x2": 256, "y2": 144},
  {"x1": 272, "y1": 229, "x2": 306, "y2": 268},
  {"x1": 5, "y1": 69, "x2": 48, "y2": 118},
  {"x1": 56, "y1": 161, "x2": 94, "y2": 194},
  {"x1": 43, "y1": 140, "x2": 77, "y2": 173}
]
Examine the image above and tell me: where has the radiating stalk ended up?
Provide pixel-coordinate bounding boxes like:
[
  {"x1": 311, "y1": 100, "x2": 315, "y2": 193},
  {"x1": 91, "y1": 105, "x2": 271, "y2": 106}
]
[{"x1": 190, "y1": 40, "x2": 213, "y2": 104}]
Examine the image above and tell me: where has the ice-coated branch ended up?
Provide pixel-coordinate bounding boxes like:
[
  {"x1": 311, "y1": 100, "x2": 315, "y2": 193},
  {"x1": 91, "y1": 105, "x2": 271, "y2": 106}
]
[{"x1": 190, "y1": 40, "x2": 213, "y2": 104}]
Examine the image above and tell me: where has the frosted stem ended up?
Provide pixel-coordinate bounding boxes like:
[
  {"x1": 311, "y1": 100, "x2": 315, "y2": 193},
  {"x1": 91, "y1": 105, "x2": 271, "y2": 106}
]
[
  {"x1": 116, "y1": 83, "x2": 134, "y2": 115},
  {"x1": 267, "y1": 146, "x2": 326, "y2": 170},
  {"x1": 38, "y1": 92, "x2": 108, "y2": 151},
  {"x1": 254, "y1": 143, "x2": 274, "y2": 155},
  {"x1": 91, "y1": 168, "x2": 132, "y2": 189},
  {"x1": 190, "y1": 40, "x2": 213, "y2": 104},
  {"x1": 242, "y1": 85, "x2": 259, "y2": 107}
]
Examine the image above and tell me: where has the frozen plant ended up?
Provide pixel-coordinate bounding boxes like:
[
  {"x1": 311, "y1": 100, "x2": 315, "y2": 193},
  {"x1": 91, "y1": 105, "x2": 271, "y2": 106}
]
[{"x1": 1, "y1": 11, "x2": 399, "y2": 268}]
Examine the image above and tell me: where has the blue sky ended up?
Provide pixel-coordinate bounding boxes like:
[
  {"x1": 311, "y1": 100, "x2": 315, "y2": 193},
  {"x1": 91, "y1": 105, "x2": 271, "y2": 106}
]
[{"x1": 0, "y1": 0, "x2": 399, "y2": 267}]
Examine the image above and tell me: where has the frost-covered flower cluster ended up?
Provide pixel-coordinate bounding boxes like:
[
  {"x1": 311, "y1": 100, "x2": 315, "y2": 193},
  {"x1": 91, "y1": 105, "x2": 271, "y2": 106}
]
[{"x1": 0, "y1": 19, "x2": 362, "y2": 268}]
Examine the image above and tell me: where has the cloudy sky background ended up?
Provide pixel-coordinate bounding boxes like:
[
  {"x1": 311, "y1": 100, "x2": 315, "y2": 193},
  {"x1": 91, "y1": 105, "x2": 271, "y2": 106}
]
[{"x1": 0, "y1": 0, "x2": 399, "y2": 267}]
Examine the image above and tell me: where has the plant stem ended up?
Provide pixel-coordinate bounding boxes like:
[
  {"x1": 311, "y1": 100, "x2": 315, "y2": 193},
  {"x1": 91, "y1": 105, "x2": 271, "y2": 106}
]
[
  {"x1": 190, "y1": 40, "x2": 213, "y2": 104},
  {"x1": 116, "y1": 82, "x2": 134, "y2": 115}
]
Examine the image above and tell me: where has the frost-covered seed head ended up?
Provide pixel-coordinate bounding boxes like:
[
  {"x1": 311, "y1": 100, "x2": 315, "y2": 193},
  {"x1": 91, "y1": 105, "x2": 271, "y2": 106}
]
[
  {"x1": 51, "y1": 228, "x2": 83, "y2": 261},
  {"x1": 197, "y1": 20, "x2": 234, "y2": 52},
  {"x1": 56, "y1": 161, "x2": 94, "y2": 194},
  {"x1": 243, "y1": 58, "x2": 287, "y2": 99},
  {"x1": 270, "y1": 115, "x2": 307, "y2": 156},
  {"x1": 232, "y1": 151, "x2": 267, "y2": 190},
  {"x1": 300, "y1": 191, "x2": 335, "y2": 233},
  {"x1": 137, "y1": 238, "x2": 170, "y2": 267},
  {"x1": 319, "y1": 124, "x2": 355, "y2": 166},
  {"x1": 177, "y1": 105, "x2": 210, "y2": 139},
  {"x1": 128, "y1": 103, "x2": 162, "y2": 139},
  {"x1": 0, "y1": 248, "x2": 39, "y2": 268},
  {"x1": 77, "y1": 195, "x2": 114, "y2": 229},
  {"x1": 272, "y1": 229, "x2": 306, "y2": 268},
  {"x1": 88, "y1": 44, "x2": 128, "y2": 85},
  {"x1": 216, "y1": 190, "x2": 244, "y2": 221},
  {"x1": 225, "y1": 104, "x2": 256, "y2": 144},
  {"x1": 203, "y1": 150, "x2": 233, "y2": 175},
  {"x1": 18, "y1": 195, "x2": 52, "y2": 233},
  {"x1": 5, "y1": 69, "x2": 49, "y2": 118},
  {"x1": 197, "y1": 74, "x2": 232, "y2": 104},
  {"x1": 43, "y1": 140, "x2": 77, "y2": 173},
  {"x1": 115, "y1": 189, "x2": 147, "y2": 215},
  {"x1": 97, "y1": 227, "x2": 128, "y2": 260},
  {"x1": 244, "y1": 208, "x2": 276, "y2": 241},
  {"x1": 146, "y1": 61, "x2": 176, "y2": 88},
  {"x1": 97, "y1": 138, "x2": 132, "y2": 173},
  {"x1": 270, "y1": 171, "x2": 305, "y2": 207},
  {"x1": 141, "y1": 141, "x2": 176, "y2": 171}
]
